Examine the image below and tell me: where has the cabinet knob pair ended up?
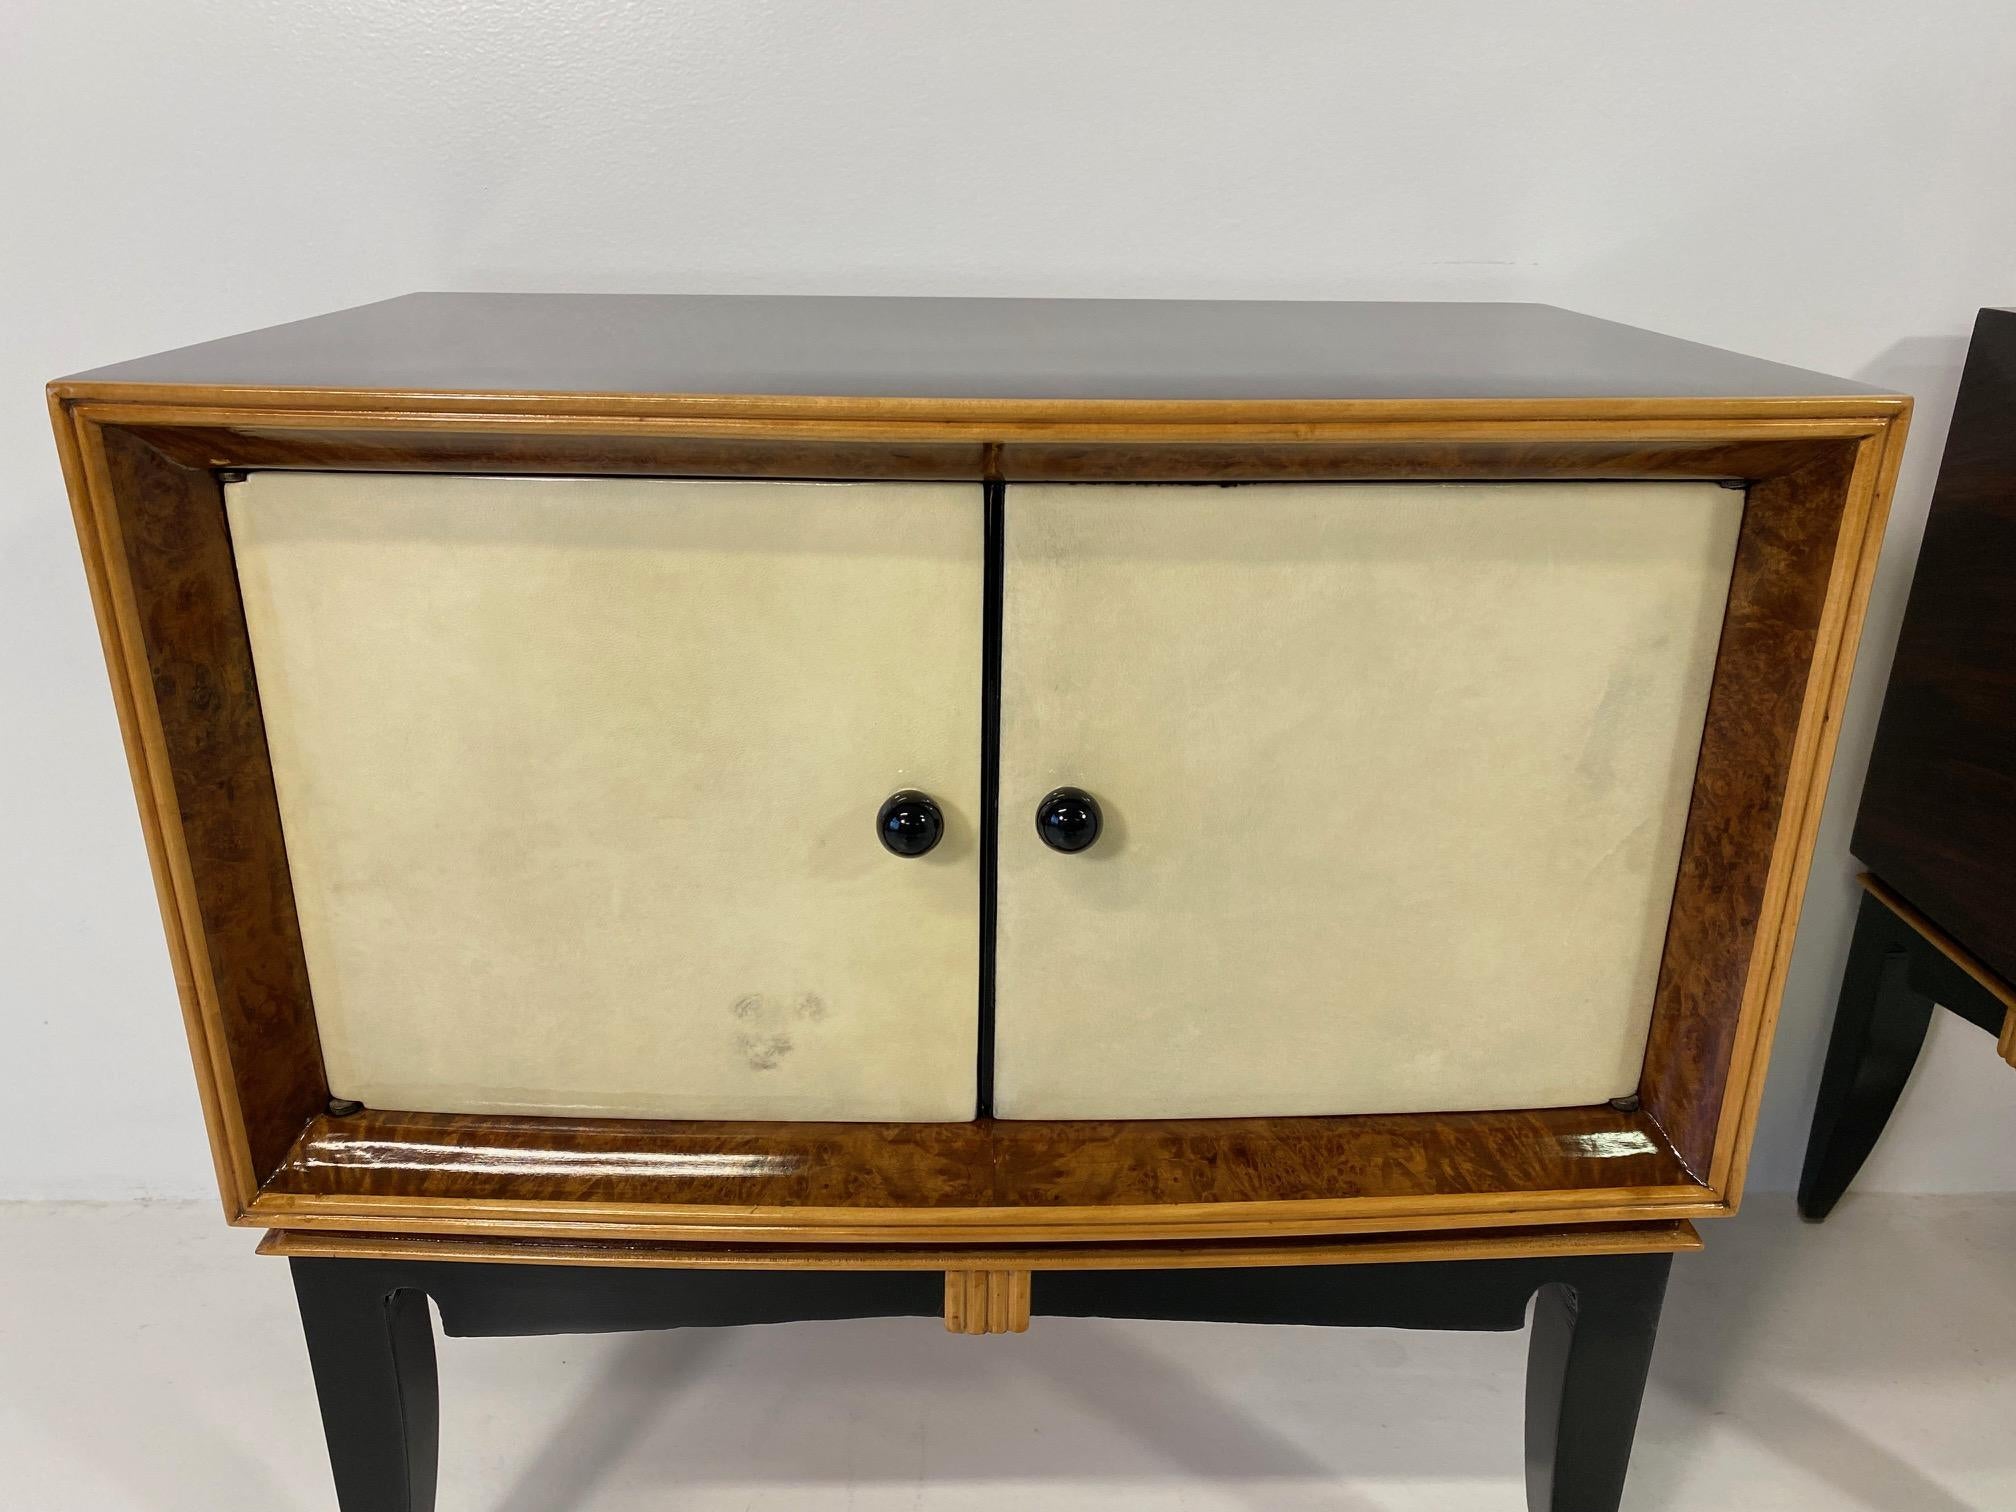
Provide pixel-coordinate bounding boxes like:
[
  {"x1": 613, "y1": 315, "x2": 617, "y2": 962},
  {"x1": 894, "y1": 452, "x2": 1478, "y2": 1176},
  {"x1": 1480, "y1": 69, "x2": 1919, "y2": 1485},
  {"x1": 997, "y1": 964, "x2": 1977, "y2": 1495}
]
[{"x1": 875, "y1": 787, "x2": 1103, "y2": 857}]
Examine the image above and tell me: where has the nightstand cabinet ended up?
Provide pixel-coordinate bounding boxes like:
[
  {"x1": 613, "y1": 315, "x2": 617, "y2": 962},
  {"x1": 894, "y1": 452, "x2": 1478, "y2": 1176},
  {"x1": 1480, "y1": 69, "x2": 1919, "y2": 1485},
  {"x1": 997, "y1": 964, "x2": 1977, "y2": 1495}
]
[{"x1": 51, "y1": 295, "x2": 1909, "y2": 1510}]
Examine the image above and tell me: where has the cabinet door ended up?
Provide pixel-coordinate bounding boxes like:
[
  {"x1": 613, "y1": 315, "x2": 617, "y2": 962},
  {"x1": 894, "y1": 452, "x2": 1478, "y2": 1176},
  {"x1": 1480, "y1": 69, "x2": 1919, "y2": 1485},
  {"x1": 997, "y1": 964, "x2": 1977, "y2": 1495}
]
[
  {"x1": 994, "y1": 481, "x2": 1740, "y2": 1120},
  {"x1": 228, "y1": 473, "x2": 982, "y2": 1121}
]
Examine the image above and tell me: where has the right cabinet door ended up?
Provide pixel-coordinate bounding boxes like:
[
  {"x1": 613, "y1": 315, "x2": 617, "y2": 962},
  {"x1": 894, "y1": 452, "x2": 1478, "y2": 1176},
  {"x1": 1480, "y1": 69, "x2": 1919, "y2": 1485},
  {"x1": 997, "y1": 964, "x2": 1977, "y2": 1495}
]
[{"x1": 993, "y1": 481, "x2": 1742, "y2": 1120}]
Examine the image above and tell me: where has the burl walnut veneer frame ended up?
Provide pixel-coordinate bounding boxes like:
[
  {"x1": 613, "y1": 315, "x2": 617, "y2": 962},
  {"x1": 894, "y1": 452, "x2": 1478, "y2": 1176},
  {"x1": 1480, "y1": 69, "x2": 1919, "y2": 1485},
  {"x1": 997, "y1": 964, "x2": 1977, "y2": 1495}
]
[{"x1": 49, "y1": 296, "x2": 1909, "y2": 1269}]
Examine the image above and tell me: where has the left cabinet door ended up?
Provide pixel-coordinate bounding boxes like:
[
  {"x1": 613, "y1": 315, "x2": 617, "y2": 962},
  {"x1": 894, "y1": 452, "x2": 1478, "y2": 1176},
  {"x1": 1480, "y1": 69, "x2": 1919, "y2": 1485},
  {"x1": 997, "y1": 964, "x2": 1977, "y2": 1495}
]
[{"x1": 227, "y1": 473, "x2": 984, "y2": 1122}]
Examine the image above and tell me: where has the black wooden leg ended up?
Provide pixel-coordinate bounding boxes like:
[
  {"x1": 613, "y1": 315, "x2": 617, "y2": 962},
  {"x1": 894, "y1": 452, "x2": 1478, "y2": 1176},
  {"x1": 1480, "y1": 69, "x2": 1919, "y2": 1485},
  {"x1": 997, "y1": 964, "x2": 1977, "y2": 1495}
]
[
  {"x1": 1523, "y1": 1255, "x2": 1670, "y2": 1512},
  {"x1": 291, "y1": 1258, "x2": 441, "y2": 1512},
  {"x1": 1798, "y1": 890, "x2": 1937, "y2": 1221}
]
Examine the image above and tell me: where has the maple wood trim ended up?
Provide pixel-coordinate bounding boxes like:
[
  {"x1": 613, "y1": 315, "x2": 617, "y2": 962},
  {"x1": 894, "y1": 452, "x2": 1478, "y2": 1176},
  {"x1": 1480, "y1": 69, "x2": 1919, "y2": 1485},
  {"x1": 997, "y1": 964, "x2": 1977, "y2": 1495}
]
[
  {"x1": 1858, "y1": 866, "x2": 2016, "y2": 1090},
  {"x1": 49, "y1": 379, "x2": 1909, "y2": 426},
  {"x1": 1711, "y1": 415, "x2": 1911, "y2": 1205},
  {"x1": 256, "y1": 1220, "x2": 1703, "y2": 1270}
]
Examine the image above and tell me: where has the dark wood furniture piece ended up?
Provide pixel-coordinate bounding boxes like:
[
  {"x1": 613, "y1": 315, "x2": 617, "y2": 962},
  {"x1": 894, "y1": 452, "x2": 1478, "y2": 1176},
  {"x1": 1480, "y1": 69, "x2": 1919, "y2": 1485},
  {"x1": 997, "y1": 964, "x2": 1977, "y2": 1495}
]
[
  {"x1": 50, "y1": 295, "x2": 1910, "y2": 1510},
  {"x1": 1801, "y1": 307, "x2": 2016, "y2": 1220}
]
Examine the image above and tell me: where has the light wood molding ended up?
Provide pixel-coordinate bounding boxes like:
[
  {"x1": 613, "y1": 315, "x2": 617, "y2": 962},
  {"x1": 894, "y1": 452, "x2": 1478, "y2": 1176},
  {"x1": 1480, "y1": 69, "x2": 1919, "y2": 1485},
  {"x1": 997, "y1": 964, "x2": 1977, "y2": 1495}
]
[
  {"x1": 256, "y1": 1220, "x2": 1702, "y2": 1270},
  {"x1": 50, "y1": 383, "x2": 1908, "y2": 427},
  {"x1": 943, "y1": 1270, "x2": 1031, "y2": 1334},
  {"x1": 1855, "y1": 873, "x2": 2016, "y2": 1073},
  {"x1": 1859, "y1": 873, "x2": 2016, "y2": 1019},
  {"x1": 1713, "y1": 416, "x2": 1912, "y2": 1208},
  {"x1": 242, "y1": 1187, "x2": 1726, "y2": 1247}
]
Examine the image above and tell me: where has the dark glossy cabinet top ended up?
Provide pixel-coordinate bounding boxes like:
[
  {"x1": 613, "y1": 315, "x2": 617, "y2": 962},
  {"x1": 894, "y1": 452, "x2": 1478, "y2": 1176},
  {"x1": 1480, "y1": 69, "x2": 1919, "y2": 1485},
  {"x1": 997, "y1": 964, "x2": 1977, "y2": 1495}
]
[
  {"x1": 58, "y1": 293, "x2": 1884, "y2": 402},
  {"x1": 1854, "y1": 308, "x2": 2016, "y2": 983}
]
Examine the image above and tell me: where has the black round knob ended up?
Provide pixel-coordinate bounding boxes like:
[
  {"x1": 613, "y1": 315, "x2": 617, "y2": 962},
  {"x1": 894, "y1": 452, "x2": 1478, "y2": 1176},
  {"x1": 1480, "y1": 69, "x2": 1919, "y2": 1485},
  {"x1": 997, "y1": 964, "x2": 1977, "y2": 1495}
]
[
  {"x1": 1035, "y1": 787, "x2": 1103, "y2": 854},
  {"x1": 876, "y1": 790, "x2": 944, "y2": 857}
]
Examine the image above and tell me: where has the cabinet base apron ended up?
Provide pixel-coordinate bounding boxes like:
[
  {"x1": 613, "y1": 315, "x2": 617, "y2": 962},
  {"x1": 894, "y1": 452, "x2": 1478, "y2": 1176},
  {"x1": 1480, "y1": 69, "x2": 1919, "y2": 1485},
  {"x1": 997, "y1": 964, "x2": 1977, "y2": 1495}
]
[{"x1": 270, "y1": 1222, "x2": 1690, "y2": 1512}]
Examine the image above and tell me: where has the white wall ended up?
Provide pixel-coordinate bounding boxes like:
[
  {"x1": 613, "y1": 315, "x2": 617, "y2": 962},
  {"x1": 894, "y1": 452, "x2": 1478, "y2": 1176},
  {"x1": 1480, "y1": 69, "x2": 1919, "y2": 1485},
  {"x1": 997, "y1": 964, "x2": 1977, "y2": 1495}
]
[{"x1": 5, "y1": 1, "x2": 2015, "y2": 1198}]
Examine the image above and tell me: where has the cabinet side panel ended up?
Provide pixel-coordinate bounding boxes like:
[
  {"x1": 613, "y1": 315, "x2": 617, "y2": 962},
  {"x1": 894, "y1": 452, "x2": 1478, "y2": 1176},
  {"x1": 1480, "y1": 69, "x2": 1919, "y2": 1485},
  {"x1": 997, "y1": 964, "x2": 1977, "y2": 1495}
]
[
  {"x1": 995, "y1": 481, "x2": 1739, "y2": 1120},
  {"x1": 1854, "y1": 309, "x2": 2016, "y2": 980},
  {"x1": 227, "y1": 474, "x2": 982, "y2": 1121}
]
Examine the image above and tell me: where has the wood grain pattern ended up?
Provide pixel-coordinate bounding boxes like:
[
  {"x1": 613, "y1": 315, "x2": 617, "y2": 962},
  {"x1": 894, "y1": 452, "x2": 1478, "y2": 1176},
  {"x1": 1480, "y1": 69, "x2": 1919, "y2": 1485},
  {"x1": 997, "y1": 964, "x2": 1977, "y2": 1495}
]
[
  {"x1": 1637, "y1": 448, "x2": 1860, "y2": 1179},
  {"x1": 84, "y1": 425, "x2": 327, "y2": 1189},
  {"x1": 114, "y1": 422, "x2": 1857, "y2": 487},
  {"x1": 70, "y1": 398, "x2": 1893, "y2": 445},
  {"x1": 54, "y1": 398, "x2": 260, "y2": 1213},
  {"x1": 246, "y1": 1194, "x2": 1724, "y2": 1246},
  {"x1": 45, "y1": 296, "x2": 1911, "y2": 1247},
  {"x1": 1712, "y1": 423, "x2": 1906, "y2": 1204},
  {"x1": 998, "y1": 435, "x2": 1860, "y2": 483},
  {"x1": 256, "y1": 1219, "x2": 1704, "y2": 1270},
  {"x1": 1855, "y1": 308, "x2": 2016, "y2": 985},
  {"x1": 246, "y1": 1105, "x2": 1711, "y2": 1244},
  {"x1": 266, "y1": 1108, "x2": 1694, "y2": 1206},
  {"x1": 944, "y1": 1270, "x2": 1031, "y2": 1333},
  {"x1": 120, "y1": 422, "x2": 990, "y2": 480}
]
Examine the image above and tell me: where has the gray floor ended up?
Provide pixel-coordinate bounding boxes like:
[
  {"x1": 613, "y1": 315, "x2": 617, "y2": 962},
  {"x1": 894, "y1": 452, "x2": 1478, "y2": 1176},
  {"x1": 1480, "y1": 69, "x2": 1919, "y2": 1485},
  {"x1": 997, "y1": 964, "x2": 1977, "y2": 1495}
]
[{"x1": 1, "y1": 1195, "x2": 2011, "y2": 1510}]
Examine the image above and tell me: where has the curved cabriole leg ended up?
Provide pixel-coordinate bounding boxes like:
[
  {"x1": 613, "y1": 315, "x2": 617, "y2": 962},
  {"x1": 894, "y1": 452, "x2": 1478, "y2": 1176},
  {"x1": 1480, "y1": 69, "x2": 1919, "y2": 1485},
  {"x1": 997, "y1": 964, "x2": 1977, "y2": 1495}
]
[
  {"x1": 1524, "y1": 1255, "x2": 1671, "y2": 1512},
  {"x1": 290, "y1": 1258, "x2": 440, "y2": 1512},
  {"x1": 1798, "y1": 890, "x2": 1937, "y2": 1221}
]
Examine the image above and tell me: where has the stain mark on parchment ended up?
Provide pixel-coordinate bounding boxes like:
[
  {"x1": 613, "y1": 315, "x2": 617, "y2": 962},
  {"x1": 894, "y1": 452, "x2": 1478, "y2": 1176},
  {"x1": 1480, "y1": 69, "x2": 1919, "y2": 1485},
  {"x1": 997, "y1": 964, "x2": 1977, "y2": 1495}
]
[
  {"x1": 731, "y1": 991, "x2": 827, "y2": 1070},
  {"x1": 735, "y1": 1029, "x2": 794, "y2": 1070}
]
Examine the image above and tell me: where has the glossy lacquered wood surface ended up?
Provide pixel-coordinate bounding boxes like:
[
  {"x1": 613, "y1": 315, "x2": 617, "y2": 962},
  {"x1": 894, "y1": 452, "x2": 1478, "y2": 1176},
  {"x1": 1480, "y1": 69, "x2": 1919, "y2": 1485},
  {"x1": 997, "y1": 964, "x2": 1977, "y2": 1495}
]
[
  {"x1": 111, "y1": 425, "x2": 1868, "y2": 485},
  {"x1": 1637, "y1": 447, "x2": 1866, "y2": 1181},
  {"x1": 95, "y1": 428, "x2": 328, "y2": 1181},
  {"x1": 251, "y1": 1106, "x2": 1707, "y2": 1244},
  {"x1": 1855, "y1": 308, "x2": 2016, "y2": 984},
  {"x1": 57, "y1": 294, "x2": 1886, "y2": 403}
]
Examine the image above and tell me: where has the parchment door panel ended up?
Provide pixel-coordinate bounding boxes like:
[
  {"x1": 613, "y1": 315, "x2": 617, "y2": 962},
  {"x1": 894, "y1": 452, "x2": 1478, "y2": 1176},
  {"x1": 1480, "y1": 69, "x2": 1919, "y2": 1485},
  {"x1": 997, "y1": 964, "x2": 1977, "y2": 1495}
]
[
  {"x1": 229, "y1": 473, "x2": 982, "y2": 1121},
  {"x1": 994, "y1": 481, "x2": 1741, "y2": 1120}
]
